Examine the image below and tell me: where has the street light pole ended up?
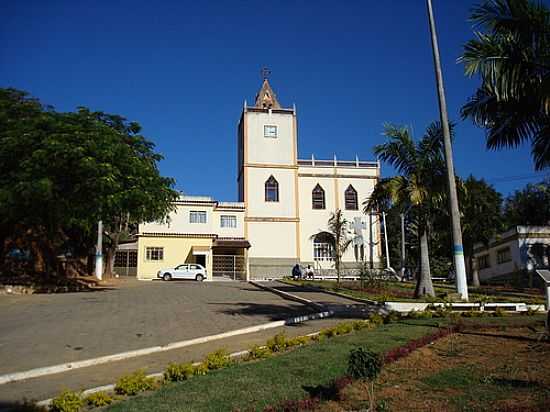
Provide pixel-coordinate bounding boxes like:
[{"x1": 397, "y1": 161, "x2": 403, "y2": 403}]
[{"x1": 426, "y1": 0, "x2": 468, "y2": 300}]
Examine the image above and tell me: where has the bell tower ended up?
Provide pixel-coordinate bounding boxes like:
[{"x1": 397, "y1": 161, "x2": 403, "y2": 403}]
[{"x1": 237, "y1": 71, "x2": 300, "y2": 278}]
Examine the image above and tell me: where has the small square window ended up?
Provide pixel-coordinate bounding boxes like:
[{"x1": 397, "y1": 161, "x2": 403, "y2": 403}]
[
  {"x1": 264, "y1": 125, "x2": 277, "y2": 138},
  {"x1": 477, "y1": 254, "x2": 490, "y2": 269},
  {"x1": 145, "y1": 247, "x2": 164, "y2": 261},
  {"x1": 220, "y1": 215, "x2": 237, "y2": 228},
  {"x1": 497, "y1": 247, "x2": 512, "y2": 264},
  {"x1": 190, "y1": 211, "x2": 207, "y2": 224}
]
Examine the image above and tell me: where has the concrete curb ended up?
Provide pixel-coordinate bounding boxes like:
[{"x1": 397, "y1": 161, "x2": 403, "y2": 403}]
[
  {"x1": 250, "y1": 280, "x2": 326, "y2": 311},
  {"x1": 0, "y1": 311, "x2": 333, "y2": 386},
  {"x1": 277, "y1": 279, "x2": 379, "y2": 305},
  {"x1": 35, "y1": 330, "x2": 325, "y2": 407}
]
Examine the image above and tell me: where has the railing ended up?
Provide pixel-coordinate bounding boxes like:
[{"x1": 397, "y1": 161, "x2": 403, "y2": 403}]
[{"x1": 298, "y1": 158, "x2": 378, "y2": 168}]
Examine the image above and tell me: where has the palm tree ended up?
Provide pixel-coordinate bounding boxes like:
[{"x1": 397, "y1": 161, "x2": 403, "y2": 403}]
[
  {"x1": 327, "y1": 209, "x2": 353, "y2": 287},
  {"x1": 459, "y1": 0, "x2": 550, "y2": 170},
  {"x1": 365, "y1": 123, "x2": 450, "y2": 298}
]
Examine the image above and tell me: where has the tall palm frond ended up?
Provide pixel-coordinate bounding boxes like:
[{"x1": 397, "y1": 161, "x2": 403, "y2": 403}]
[
  {"x1": 374, "y1": 125, "x2": 418, "y2": 176},
  {"x1": 459, "y1": 0, "x2": 550, "y2": 170}
]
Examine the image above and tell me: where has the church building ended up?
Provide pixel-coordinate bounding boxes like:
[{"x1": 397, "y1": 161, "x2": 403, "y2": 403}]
[{"x1": 132, "y1": 78, "x2": 381, "y2": 280}]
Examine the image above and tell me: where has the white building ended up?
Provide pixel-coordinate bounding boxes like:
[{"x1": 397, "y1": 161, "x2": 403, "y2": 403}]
[
  {"x1": 473, "y1": 226, "x2": 550, "y2": 282},
  {"x1": 131, "y1": 78, "x2": 382, "y2": 280}
]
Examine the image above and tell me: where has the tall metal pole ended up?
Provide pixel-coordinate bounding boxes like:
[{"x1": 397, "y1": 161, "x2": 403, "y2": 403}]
[
  {"x1": 382, "y1": 212, "x2": 390, "y2": 270},
  {"x1": 95, "y1": 220, "x2": 103, "y2": 281},
  {"x1": 426, "y1": 0, "x2": 468, "y2": 300},
  {"x1": 400, "y1": 213, "x2": 406, "y2": 279},
  {"x1": 368, "y1": 213, "x2": 374, "y2": 269}
]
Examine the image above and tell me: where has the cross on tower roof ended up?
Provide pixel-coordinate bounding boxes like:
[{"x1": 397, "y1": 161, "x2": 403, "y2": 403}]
[
  {"x1": 254, "y1": 68, "x2": 281, "y2": 109},
  {"x1": 261, "y1": 67, "x2": 271, "y2": 80}
]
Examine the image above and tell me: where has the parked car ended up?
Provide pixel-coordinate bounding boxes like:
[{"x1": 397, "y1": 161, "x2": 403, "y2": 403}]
[{"x1": 157, "y1": 264, "x2": 206, "y2": 281}]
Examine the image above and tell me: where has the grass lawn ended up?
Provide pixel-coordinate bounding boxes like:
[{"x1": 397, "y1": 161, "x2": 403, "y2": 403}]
[
  {"x1": 105, "y1": 316, "x2": 546, "y2": 412},
  {"x1": 317, "y1": 319, "x2": 550, "y2": 411},
  {"x1": 282, "y1": 278, "x2": 546, "y2": 304}
]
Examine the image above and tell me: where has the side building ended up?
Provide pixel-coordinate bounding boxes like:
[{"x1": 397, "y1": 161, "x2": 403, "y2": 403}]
[
  {"x1": 472, "y1": 225, "x2": 550, "y2": 282},
  {"x1": 136, "y1": 196, "x2": 249, "y2": 280}
]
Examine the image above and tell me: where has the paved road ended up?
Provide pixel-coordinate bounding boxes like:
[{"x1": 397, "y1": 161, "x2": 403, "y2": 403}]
[
  {"x1": 269, "y1": 280, "x2": 378, "y2": 317},
  {"x1": 0, "y1": 317, "x2": 347, "y2": 407},
  {"x1": 0, "y1": 279, "x2": 313, "y2": 375}
]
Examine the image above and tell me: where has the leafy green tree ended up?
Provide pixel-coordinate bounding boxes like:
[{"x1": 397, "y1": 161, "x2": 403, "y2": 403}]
[
  {"x1": 365, "y1": 122, "x2": 451, "y2": 298},
  {"x1": 503, "y1": 178, "x2": 550, "y2": 227},
  {"x1": 460, "y1": 176, "x2": 504, "y2": 287},
  {"x1": 460, "y1": 0, "x2": 550, "y2": 170},
  {"x1": 0, "y1": 88, "x2": 178, "y2": 278},
  {"x1": 85, "y1": 110, "x2": 178, "y2": 277},
  {"x1": 327, "y1": 209, "x2": 353, "y2": 287}
]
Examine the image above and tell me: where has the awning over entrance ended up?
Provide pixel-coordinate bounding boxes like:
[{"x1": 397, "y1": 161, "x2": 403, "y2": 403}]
[
  {"x1": 192, "y1": 246, "x2": 210, "y2": 255},
  {"x1": 212, "y1": 239, "x2": 251, "y2": 249}
]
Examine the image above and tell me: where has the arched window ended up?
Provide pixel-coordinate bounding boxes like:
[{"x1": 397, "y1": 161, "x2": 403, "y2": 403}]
[
  {"x1": 345, "y1": 185, "x2": 358, "y2": 210},
  {"x1": 313, "y1": 232, "x2": 335, "y2": 261},
  {"x1": 312, "y1": 184, "x2": 325, "y2": 209},
  {"x1": 265, "y1": 175, "x2": 279, "y2": 202}
]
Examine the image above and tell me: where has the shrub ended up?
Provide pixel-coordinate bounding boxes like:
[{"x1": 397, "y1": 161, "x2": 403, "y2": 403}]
[
  {"x1": 193, "y1": 362, "x2": 209, "y2": 376},
  {"x1": 334, "y1": 322, "x2": 354, "y2": 335},
  {"x1": 493, "y1": 307, "x2": 507, "y2": 317},
  {"x1": 430, "y1": 305, "x2": 452, "y2": 318},
  {"x1": 164, "y1": 362, "x2": 195, "y2": 382},
  {"x1": 84, "y1": 391, "x2": 113, "y2": 408},
  {"x1": 114, "y1": 370, "x2": 155, "y2": 396},
  {"x1": 204, "y1": 349, "x2": 232, "y2": 370},
  {"x1": 347, "y1": 347, "x2": 382, "y2": 381},
  {"x1": 320, "y1": 327, "x2": 337, "y2": 338},
  {"x1": 383, "y1": 311, "x2": 400, "y2": 324},
  {"x1": 49, "y1": 390, "x2": 83, "y2": 412},
  {"x1": 348, "y1": 347, "x2": 382, "y2": 412},
  {"x1": 286, "y1": 335, "x2": 311, "y2": 347},
  {"x1": 247, "y1": 344, "x2": 272, "y2": 360},
  {"x1": 525, "y1": 307, "x2": 538, "y2": 316},
  {"x1": 408, "y1": 309, "x2": 433, "y2": 319},
  {"x1": 368, "y1": 313, "x2": 384, "y2": 325},
  {"x1": 266, "y1": 333, "x2": 288, "y2": 352},
  {"x1": 461, "y1": 309, "x2": 483, "y2": 318},
  {"x1": 351, "y1": 320, "x2": 370, "y2": 330}
]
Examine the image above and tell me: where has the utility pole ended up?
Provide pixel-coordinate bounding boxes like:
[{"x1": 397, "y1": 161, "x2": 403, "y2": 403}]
[
  {"x1": 95, "y1": 220, "x2": 103, "y2": 281},
  {"x1": 426, "y1": 0, "x2": 468, "y2": 300},
  {"x1": 400, "y1": 213, "x2": 406, "y2": 279}
]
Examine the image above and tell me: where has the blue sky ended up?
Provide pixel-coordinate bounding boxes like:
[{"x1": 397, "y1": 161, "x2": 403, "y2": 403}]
[{"x1": 2, "y1": 0, "x2": 548, "y2": 201}]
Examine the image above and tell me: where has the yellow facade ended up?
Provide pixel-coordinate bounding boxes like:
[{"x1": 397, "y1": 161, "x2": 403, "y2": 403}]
[{"x1": 137, "y1": 235, "x2": 214, "y2": 280}]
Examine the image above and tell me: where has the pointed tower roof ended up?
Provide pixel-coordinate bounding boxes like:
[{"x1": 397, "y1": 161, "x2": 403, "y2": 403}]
[{"x1": 254, "y1": 78, "x2": 281, "y2": 109}]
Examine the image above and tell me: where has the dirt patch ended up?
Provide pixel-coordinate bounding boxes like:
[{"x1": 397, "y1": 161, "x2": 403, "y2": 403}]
[{"x1": 317, "y1": 326, "x2": 550, "y2": 412}]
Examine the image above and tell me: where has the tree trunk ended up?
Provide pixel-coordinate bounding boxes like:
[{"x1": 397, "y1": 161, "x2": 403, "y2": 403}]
[
  {"x1": 335, "y1": 255, "x2": 341, "y2": 287},
  {"x1": 470, "y1": 255, "x2": 480, "y2": 288},
  {"x1": 415, "y1": 228, "x2": 435, "y2": 298},
  {"x1": 103, "y1": 232, "x2": 121, "y2": 278}
]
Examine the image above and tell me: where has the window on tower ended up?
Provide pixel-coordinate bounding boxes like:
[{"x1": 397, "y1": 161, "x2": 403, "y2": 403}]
[
  {"x1": 264, "y1": 125, "x2": 277, "y2": 138},
  {"x1": 312, "y1": 184, "x2": 325, "y2": 209},
  {"x1": 265, "y1": 175, "x2": 279, "y2": 202},
  {"x1": 345, "y1": 185, "x2": 358, "y2": 210}
]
